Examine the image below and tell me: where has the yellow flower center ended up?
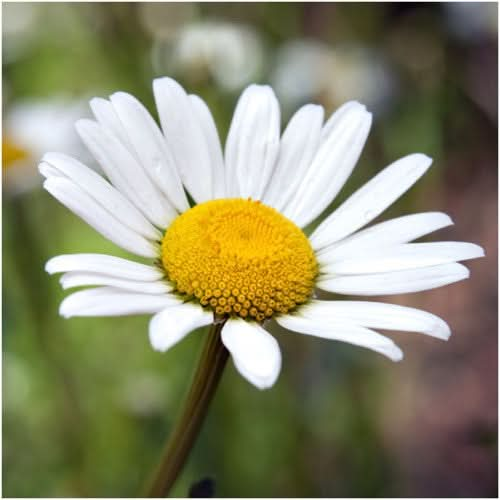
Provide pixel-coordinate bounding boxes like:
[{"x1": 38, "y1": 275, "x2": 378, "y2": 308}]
[{"x1": 161, "y1": 198, "x2": 318, "y2": 322}]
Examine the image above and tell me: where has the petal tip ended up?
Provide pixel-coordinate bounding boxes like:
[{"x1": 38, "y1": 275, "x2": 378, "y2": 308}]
[
  {"x1": 58, "y1": 302, "x2": 72, "y2": 319},
  {"x1": 45, "y1": 259, "x2": 56, "y2": 274},
  {"x1": 434, "y1": 320, "x2": 452, "y2": 340},
  {"x1": 391, "y1": 348, "x2": 404, "y2": 362}
]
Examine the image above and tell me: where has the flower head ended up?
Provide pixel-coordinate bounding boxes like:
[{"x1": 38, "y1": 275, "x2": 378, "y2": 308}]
[
  {"x1": 41, "y1": 77, "x2": 484, "y2": 389},
  {"x1": 4, "y1": 98, "x2": 89, "y2": 195}
]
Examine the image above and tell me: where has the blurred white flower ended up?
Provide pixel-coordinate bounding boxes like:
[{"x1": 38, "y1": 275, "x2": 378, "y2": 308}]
[
  {"x1": 3, "y1": 99, "x2": 90, "y2": 195},
  {"x1": 271, "y1": 40, "x2": 396, "y2": 115},
  {"x1": 153, "y1": 21, "x2": 264, "y2": 91}
]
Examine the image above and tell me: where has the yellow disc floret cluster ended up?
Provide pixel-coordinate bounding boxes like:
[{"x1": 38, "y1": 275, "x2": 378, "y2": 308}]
[{"x1": 161, "y1": 198, "x2": 318, "y2": 322}]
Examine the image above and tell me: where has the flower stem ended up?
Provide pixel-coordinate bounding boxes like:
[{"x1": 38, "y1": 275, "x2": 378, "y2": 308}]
[{"x1": 146, "y1": 321, "x2": 229, "y2": 497}]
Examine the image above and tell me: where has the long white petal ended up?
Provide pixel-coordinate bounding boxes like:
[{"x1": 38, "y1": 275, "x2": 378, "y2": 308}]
[
  {"x1": 109, "y1": 92, "x2": 189, "y2": 212},
  {"x1": 322, "y1": 242, "x2": 485, "y2": 275},
  {"x1": 285, "y1": 102, "x2": 372, "y2": 228},
  {"x1": 43, "y1": 177, "x2": 158, "y2": 258},
  {"x1": 221, "y1": 319, "x2": 281, "y2": 390},
  {"x1": 189, "y1": 94, "x2": 226, "y2": 199},
  {"x1": 60, "y1": 272, "x2": 172, "y2": 294},
  {"x1": 153, "y1": 77, "x2": 215, "y2": 203},
  {"x1": 310, "y1": 153, "x2": 433, "y2": 250},
  {"x1": 298, "y1": 300, "x2": 451, "y2": 340},
  {"x1": 276, "y1": 315, "x2": 403, "y2": 361},
  {"x1": 76, "y1": 119, "x2": 176, "y2": 228},
  {"x1": 317, "y1": 262, "x2": 470, "y2": 296},
  {"x1": 224, "y1": 84, "x2": 281, "y2": 199},
  {"x1": 59, "y1": 287, "x2": 180, "y2": 318},
  {"x1": 46, "y1": 254, "x2": 164, "y2": 281},
  {"x1": 262, "y1": 104, "x2": 324, "y2": 210},
  {"x1": 149, "y1": 302, "x2": 213, "y2": 352},
  {"x1": 40, "y1": 152, "x2": 161, "y2": 241},
  {"x1": 317, "y1": 212, "x2": 453, "y2": 263}
]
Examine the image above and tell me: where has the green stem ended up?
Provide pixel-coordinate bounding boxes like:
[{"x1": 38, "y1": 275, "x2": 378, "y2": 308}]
[{"x1": 145, "y1": 321, "x2": 229, "y2": 497}]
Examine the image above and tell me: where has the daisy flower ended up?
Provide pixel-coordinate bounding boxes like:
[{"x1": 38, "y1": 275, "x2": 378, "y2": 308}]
[
  {"x1": 41, "y1": 77, "x2": 484, "y2": 390},
  {"x1": 4, "y1": 98, "x2": 89, "y2": 195}
]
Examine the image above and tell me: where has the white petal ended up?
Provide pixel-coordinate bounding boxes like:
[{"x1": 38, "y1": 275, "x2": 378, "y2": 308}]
[
  {"x1": 189, "y1": 94, "x2": 226, "y2": 199},
  {"x1": 224, "y1": 85, "x2": 281, "y2": 199},
  {"x1": 317, "y1": 262, "x2": 470, "y2": 296},
  {"x1": 221, "y1": 319, "x2": 281, "y2": 390},
  {"x1": 310, "y1": 153, "x2": 433, "y2": 250},
  {"x1": 322, "y1": 242, "x2": 485, "y2": 275},
  {"x1": 298, "y1": 300, "x2": 451, "y2": 340},
  {"x1": 46, "y1": 254, "x2": 164, "y2": 281},
  {"x1": 262, "y1": 104, "x2": 324, "y2": 210},
  {"x1": 317, "y1": 212, "x2": 453, "y2": 263},
  {"x1": 76, "y1": 119, "x2": 176, "y2": 228},
  {"x1": 153, "y1": 77, "x2": 215, "y2": 203},
  {"x1": 109, "y1": 92, "x2": 189, "y2": 212},
  {"x1": 43, "y1": 177, "x2": 158, "y2": 258},
  {"x1": 90, "y1": 97, "x2": 133, "y2": 149},
  {"x1": 40, "y1": 152, "x2": 161, "y2": 241},
  {"x1": 59, "y1": 287, "x2": 180, "y2": 318},
  {"x1": 60, "y1": 272, "x2": 172, "y2": 294},
  {"x1": 149, "y1": 302, "x2": 213, "y2": 352},
  {"x1": 284, "y1": 101, "x2": 372, "y2": 227},
  {"x1": 38, "y1": 162, "x2": 60, "y2": 178},
  {"x1": 276, "y1": 315, "x2": 403, "y2": 361}
]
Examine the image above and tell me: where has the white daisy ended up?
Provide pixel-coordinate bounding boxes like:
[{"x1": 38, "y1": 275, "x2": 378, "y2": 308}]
[
  {"x1": 271, "y1": 40, "x2": 394, "y2": 114},
  {"x1": 41, "y1": 77, "x2": 484, "y2": 390},
  {"x1": 159, "y1": 21, "x2": 264, "y2": 91},
  {"x1": 4, "y1": 98, "x2": 90, "y2": 195}
]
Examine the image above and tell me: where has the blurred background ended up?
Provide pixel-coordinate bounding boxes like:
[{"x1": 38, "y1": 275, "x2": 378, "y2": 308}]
[{"x1": 2, "y1": 2, "x2": 498, "y2": 497}]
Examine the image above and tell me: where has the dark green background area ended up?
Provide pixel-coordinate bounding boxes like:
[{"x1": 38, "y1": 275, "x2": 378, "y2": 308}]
[{"x1": 2, "y1": 2, "x2": 497, "y2": 497}]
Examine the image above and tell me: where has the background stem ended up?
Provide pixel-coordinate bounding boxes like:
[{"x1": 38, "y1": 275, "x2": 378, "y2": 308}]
[{"x1": 146, "y1": 321, "x2": 229, "y2": 497}]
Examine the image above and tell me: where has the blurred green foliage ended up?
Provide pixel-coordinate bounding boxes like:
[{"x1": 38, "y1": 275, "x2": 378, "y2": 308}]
[{"x1": 3, "y1": 2, "x2": 497, "y2": 497}]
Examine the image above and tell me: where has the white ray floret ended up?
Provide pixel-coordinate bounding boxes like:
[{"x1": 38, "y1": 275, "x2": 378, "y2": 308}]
[
  {"x1": 149, "y1": 303, "x2": 213, "y2": 353},
  {"x1": 310, "y1": 153, "x2": 433, "y2": 249},
  {"x1": 89, "y1": 97, "x2": 135, "y2": 151},
  {"x1": 316, "y1": 212, "x2": 454, "y2": 263},
  {"x1": 108, "y1": 92, "x2": 190, "y2": 213},
  {"x1": 321, "y1": 242, "x2": 484, "y2": 275},
  {"x1": 285, "y1": 101, "x2": 372, "y2": 228},
  {"x1": 59, "y1": 287, "x2": 181, "y2": 318},
  {"x1": 224, "y1": 84, "x2": 281, "y2": 200},
  {"x1": 46, "y1": 254, "x2": 164, "y2": 281},
  {"x1": 188, "y1": 94, "x2": 226, "y2": 199},
  {"x1": 76, "y1": 119, "x2": 177, "y2": 227},
  {"x1": 40, "y1": 152, "x2": 161, "y2": 240},
  {"x1": 43, "y1": 177, "x2": 158, "y2": 258},
  {"x1": 221, "y1": 319, "x2": 282, "y2": 390},
  {"x1": 276, "y1": 315, "x2": 404, "y2": 362},
  {"x1": 263, "y1": 103, "x2": 324, "y2": 212},
  {"x1": 153, "y1": 77, "x2": 218, "y2": 204},
  {"x1": 59, "y1": 272, "x2": 172, "y2": 294},
  {"x1": 296, "y1": 300, "x2": 451, "y2": 340},
  {"x1": 318, "y1": 262, "x2": 470, "y2": 296}
]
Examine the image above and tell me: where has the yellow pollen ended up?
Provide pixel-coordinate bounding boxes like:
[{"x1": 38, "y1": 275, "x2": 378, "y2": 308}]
[{"x1": 161, "y1": 198, "x2": 318, "y2": 321}]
